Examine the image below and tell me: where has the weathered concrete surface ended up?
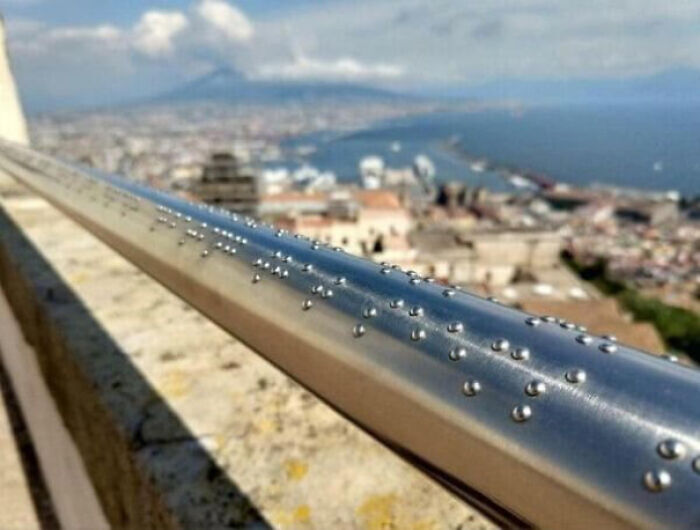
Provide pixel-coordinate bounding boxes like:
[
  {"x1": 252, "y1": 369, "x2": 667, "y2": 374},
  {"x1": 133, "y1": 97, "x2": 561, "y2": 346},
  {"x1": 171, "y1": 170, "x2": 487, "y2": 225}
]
[
  {"x1": 0, "y1": 189, "x2": 497, "y2": 529},
  {"x1": 0, "y1": 362, "x2": 44, "y2": 530}
]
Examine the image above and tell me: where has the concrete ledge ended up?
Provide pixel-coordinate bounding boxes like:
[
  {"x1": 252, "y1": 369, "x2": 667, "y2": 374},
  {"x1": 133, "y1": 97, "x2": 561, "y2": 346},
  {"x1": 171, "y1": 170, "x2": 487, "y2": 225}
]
[{"x1": 0, "y1": 190, "x2": 494, "y2": 529}]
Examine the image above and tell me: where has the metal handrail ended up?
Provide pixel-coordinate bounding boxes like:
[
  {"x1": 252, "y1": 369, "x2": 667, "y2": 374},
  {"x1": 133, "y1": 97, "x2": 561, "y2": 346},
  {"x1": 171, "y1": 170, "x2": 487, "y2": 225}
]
[{"x1": 1, "y1": 139, "x2": 699, "y2": 530}]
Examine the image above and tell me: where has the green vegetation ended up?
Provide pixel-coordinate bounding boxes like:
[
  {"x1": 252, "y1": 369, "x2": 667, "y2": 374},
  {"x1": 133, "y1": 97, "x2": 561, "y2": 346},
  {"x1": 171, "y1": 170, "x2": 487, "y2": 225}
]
[{"x1": 566, "y1": 256, "x2": 700, "y2": 362}]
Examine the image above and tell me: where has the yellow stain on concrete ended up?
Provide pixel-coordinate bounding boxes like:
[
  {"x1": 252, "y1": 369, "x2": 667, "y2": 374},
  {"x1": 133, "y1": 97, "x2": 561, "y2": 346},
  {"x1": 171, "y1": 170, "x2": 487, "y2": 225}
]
[
  {"x1": 284, "y1": 459, "x2": 309, "y2": 481},
  {"x1": 160, "y1": 370, "x2": 190, "y2": 398},
  {"x1": 357, "y1": 494, "x2": 397, "y2": 530},
  {"x1": 270, "y1": 504, "x2": 312, "y2": 527}
]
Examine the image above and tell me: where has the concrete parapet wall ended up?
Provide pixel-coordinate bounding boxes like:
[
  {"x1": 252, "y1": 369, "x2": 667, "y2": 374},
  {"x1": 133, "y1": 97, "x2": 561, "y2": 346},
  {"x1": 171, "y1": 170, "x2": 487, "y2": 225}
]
[{"x1": 0, "y1": 190, "x2": 494, "y2": 528}]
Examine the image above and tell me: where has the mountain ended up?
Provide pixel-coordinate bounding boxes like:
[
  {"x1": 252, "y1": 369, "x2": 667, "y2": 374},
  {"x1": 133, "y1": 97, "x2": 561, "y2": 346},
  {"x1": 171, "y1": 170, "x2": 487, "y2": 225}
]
[
  {"x1": 151, "y1": 67, "x2": 408, "y2": 105},
  {"x1": 436, "y1": 68, "x2": 700, "y2": 105}
]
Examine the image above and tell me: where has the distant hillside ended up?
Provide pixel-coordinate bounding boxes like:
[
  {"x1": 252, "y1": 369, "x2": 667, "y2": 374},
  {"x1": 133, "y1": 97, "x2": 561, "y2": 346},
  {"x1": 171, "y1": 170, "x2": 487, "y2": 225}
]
[
  {"x1": 438, "y1": 68, "x2": 700, "y2": 105},
  {"x1": 151, "y1": 67, "x2": 408, "y2": 105}
]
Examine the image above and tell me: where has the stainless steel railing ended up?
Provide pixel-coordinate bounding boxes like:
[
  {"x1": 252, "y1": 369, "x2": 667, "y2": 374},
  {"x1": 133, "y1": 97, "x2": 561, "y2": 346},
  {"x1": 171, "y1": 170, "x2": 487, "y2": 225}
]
[{"x1": 1, "y1": 139, "x2": 699, "y2": 530}]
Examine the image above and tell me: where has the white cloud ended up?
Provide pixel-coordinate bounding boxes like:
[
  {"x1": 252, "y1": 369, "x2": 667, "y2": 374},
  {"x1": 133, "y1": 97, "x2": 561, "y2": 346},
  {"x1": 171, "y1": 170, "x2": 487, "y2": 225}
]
[
  {"x1": 195, "y1": 0, "x2": 253, "y2": 42},
  {"x1": 258, "y1": 53, "x2": 404, "y2": 81},
  {"x1": 133, "y1": 11, "x2": 189, "y2": 58}
]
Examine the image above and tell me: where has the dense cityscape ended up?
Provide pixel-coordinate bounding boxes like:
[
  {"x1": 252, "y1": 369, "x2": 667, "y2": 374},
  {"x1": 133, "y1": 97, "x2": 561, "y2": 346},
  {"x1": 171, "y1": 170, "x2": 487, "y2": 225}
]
[{"x1": 30, "y1": 100, "x2": 700, "y2": 361}]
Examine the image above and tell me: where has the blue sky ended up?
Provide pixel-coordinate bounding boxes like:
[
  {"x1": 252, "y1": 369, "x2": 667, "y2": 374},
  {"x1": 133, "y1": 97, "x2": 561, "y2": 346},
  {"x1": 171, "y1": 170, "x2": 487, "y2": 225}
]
[{"x1": 2, "y1": 0, "x2": 699, "y2": 111}]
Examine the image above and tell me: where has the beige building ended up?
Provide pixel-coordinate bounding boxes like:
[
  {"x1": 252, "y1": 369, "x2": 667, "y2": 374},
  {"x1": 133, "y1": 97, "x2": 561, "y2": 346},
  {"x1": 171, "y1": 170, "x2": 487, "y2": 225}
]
[
  {"x1": 411, "y1": 228, "x2": 563, "y2": 286},
  {"x1": 276, "y1": 190, "x2": 414, "y2": 258}
]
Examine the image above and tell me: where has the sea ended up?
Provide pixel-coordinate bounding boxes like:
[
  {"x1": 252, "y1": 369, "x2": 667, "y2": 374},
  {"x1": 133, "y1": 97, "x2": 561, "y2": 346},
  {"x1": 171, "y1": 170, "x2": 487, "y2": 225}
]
[{"x1": 283, "y1": 104, "x2": 700, "y2": 197}]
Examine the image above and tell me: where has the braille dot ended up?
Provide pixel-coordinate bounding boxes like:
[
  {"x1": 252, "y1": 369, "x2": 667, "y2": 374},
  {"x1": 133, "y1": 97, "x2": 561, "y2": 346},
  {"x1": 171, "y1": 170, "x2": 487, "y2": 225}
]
[
  {"x1": 252, "y1": 274, "x2": 261, "y2": 283},
  {"x1": 644, "y1": 470, "x2": 671, "y2": 492},
  {"x1": 449, "y1": 347, "x2": 467, "y2": 361},
  {"x1": 253, "y1": 258, "x2": 263, "y2": 267},
  {"x1": 561, "y1": 322, "x2": 576, "y2": 330},
  {"x1": 511, "y1": 405, "x2": 532, "y2": 422},
  {"x1": 492, "y1": 339, "x2": 510, "y2": 352},
  {"x1": 353, "y1": 324, "x2": 366, "y2": 338},
  {"x1": 390, "y1": 299, "x2": 404, "y2": 309},
  {"x1": 411, "y1": 328, "x2": 427, "y2": 341},
  {"x1": 462, "y1": 379, "x2": 481, "y2": 396},
  {"x1": 693, "y1": 457, "x2": 700, "y2": 474},
  {"x1": 380, "y1": 267, "x2": 391, "y2": 274},
  {"x1": 542, "y1": 315, "x2": 556, "y2": 323},
  {"x1": 603, "y1": 334, "x2": 618, "y2": 342},
  {"x1": 663, "y1": 354, "x2": 679, "y2": 363},
  {"x1": 443, "y1": 289, "x2": 456, "y2": 297},
  {"x1": 525, "y1": 380, "x2": 546, "y2": 397},
  {"x1": 283, "y1": 255, "x2": 293, "y2": 263},
  {"x1": 576, "y1": 335, "x2": 593, "y2": 345},
  {"x1": 201, "y1": 250, "x2": 209, "y2": 258},
  {"x1": 600, "y1": 343, "x2": 618, "y2": 354},
  {"x1": 302, "y1": 264, "x2": 313, "y2": 272},
  {"x1": 302, "y1": 299, "x2": 313, "y2": 310},
  {"x1": 321, "y1": 289, "x2": 334, "y2": 299},
  {"x1": 447, "y1": 322, "x2": 464, "y2": 333},
  {"x1": 312, "y1": 285, "x2": 323, "y2": 294},
  {"x1": 409, "y1": 306, "x2": 424, "y2": 317},
  {"x1": 409, "y1": 278, "x2": 421, "y2": 285},
  {"x1": 363, "y1": 306, "x2": 378, "y2": 319},
  {"x1": 565, "y1": 369, "x2": 587, "y2": 384},
  {"x1": 525, "y1": 317, "x2": 541, "y2": 327},
  {"x1": 511, "y1": 348, "x2": 530, "y2": 361},
  {"x1": 658, "y1": 439, "x2": 686, "y2": 460},
  {"x1": 334, "y1": 276, "x2": 346, "y2": 285}
]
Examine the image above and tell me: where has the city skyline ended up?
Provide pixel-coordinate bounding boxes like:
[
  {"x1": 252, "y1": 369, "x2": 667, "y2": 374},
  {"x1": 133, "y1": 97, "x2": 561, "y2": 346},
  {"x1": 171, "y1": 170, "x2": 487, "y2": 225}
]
[{"x1": 5, "y1": 0, "x2": 700, "y2": 110}]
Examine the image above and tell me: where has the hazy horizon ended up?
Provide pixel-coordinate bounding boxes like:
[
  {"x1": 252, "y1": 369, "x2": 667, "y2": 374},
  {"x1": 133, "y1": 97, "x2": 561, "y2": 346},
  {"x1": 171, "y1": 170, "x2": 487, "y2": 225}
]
[{"x1": 4, "y1": 0, "x2": 700, "y2": 112}]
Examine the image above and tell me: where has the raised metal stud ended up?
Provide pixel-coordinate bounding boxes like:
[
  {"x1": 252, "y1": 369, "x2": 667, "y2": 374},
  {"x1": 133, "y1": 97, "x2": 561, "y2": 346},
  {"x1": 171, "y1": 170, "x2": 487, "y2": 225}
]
[
  {"x1": 525, "y1": 317, "x2": 541, "y2": 327},
  {"x1": 302, "y1": 299, "x2": 313, "y2": 311},
  {"x1": 353, "y1": 324, "x2": 366, "y2": 338},
  {"x1": 334, "y1": 276, "x2": 346, "y2": 285},
  {"x1": 201, "y1": 250, "x2": 209, "y2": 258},
  {"x1": 302, "y1": 264, "x2": 313, "y2": 272},
  {"x1": 462, "y1": 379, "x2": 481, "y2": 396},
  {"x1": 409, "y1": 278, "x2": 422, "y2": 285},
  {"x1": 449, "y1": 347, "x2": 467, "y2": 361},
  {"x1": 643, "y1": 470, "x2": 672, "y2": 492},
  {"x1": 321, "y1": 289, "x2": 334, "y2": 299},
  {"x1": 363, "y1": 306, "x2": 378, "y2": 319},
  {"x1": 511, "y1": 348, "x2": 530, "y2": 361},
  {"x1": 447, "y1": 322, "x2": 464, "y2": 333},
  {"x1": 492, "y1": 339, "x2": 510, "y2": 352},
  {"x1": 411, "y1": 328, "x2": 427, "y2": 341},
  {"x1": 380, "y1": 267, "x2": 391, "y2": 274},
  {"x1": 390, "y1": 299, "x2": 404, "y2": 309},
  {"x1": 576, "y1": 335, "x2": 593, "y2": 345},
  {"x1": 512, "y1": 405, "x2": 532, "y2": 422},
  {"x1": 443, "y1": 289, "x2": 456, "y2": 297},
  {"x1": 693, "y1": 457, "x2": 700, "y2": 474},
  {"x1": 602, "y1": 334, "x2": 618, "y2": 342},
  {"x1": 600, "y1": 343, "x2": 618, "y2": 354},
  {"x1": 525, "y1": 380, "x2": 546, "y2": 397},
  {"x1": 565, "y1": 369, "x2": 587, "y2": 384},
  {"x1": 409, "y1": 306, "x2": 424, "y2": 317},
  {"x1": 658, "y1": 439, "x2": 686, "y2": 460},
  {"x1": 252, "y1": 273, "x2": 261, "y2": 283}
]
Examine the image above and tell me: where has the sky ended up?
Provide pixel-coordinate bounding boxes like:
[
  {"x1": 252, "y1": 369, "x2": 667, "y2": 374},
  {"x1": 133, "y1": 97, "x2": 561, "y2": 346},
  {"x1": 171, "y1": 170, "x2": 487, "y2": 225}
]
[{"x1": 2, "y1": 0, "x2": 700, "y2": 111}]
